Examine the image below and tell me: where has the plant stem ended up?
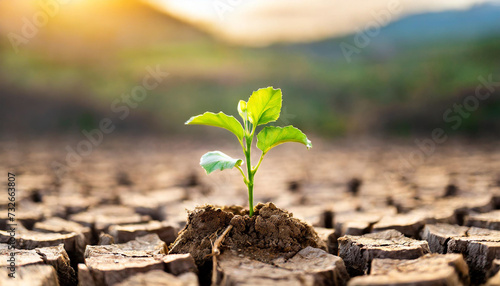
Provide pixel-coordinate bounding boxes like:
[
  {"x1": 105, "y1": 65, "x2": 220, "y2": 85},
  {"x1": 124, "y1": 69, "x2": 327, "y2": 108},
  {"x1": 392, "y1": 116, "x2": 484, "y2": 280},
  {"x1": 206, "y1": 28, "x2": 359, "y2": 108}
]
[
  {"x1": 245, "y1": 137, "x2": 254, "y2": 217},
  {"x1": 252, "y1": 152, "x2": 266, "y2": 173},
  {"x1": 235, "y1": 165, "x2": 248, "y2": 183}
]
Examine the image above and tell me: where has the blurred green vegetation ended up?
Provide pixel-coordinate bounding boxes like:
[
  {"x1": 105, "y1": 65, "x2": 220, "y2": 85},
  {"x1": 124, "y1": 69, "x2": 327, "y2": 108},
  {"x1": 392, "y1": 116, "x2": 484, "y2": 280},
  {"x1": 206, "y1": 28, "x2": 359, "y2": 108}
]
[{"x1": 1, "y1": 3, "x2": 499, "y2": 138}]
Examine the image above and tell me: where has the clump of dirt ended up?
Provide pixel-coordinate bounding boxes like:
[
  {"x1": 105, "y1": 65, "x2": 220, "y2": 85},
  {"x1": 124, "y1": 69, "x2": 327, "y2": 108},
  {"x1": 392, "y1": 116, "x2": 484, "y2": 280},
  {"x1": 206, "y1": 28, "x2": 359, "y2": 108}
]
[{"x1": 169, "y1": 202, "x2": 326, "y2": 266}]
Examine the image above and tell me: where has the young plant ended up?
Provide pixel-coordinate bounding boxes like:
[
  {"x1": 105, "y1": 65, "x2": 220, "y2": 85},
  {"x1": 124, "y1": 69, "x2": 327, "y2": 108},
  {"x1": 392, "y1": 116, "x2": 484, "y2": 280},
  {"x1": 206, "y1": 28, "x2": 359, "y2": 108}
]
[{"x1": 185, "y1": 87, "x2": 311, "y2": 217}]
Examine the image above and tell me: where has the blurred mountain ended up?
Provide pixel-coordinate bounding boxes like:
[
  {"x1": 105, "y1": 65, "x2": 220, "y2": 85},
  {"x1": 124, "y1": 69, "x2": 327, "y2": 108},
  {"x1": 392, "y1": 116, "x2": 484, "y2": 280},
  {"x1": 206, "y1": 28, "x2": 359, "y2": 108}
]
[
  {"x1": 283, "y1": 3, "x2": 500, "y2": 59},
  {"x1": 376, "y1": 3, "x2": 500, "y2": 44}
]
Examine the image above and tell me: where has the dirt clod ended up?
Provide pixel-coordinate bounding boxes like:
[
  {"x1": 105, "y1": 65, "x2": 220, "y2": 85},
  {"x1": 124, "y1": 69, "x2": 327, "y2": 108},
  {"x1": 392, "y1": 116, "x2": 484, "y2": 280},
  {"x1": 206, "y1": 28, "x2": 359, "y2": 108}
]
[
  {"x1": 338, "y1": 230, "x2": 430, "y2": 276},
  {"x1": 348, "y1": 253, "x2": 470, "y2": 286},
  {"x1": 217, "y1": 247, "x2": 349, "y2": 286},
  {"x1": 169, "y1": 202, "x2": 326, "y2": 266}
]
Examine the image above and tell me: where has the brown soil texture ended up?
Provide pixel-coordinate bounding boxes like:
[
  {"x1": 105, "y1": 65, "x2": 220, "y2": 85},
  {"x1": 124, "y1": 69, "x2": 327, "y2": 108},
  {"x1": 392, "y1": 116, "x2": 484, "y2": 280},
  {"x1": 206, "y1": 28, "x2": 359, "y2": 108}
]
[{"x1": 169, "y1": 202, "x2": 326, "y2": 265}]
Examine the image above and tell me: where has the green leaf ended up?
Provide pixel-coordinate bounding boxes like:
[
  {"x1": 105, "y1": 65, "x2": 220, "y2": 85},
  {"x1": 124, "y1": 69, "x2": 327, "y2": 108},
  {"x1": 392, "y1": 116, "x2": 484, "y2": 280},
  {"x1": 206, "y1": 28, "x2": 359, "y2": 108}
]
[
  {"x1": 246, "y1": 87, "x2": 282, "y2": 126},
  {"x1": 237, "y1": 100, "x2": 247, "y2": 122},
  {"x1": 185, "y1": 112, "x2": 244, "y2": 141},
  {"x1": 257, "y1": 126, "x2": 312, "y2": 153},
  {"x1": 200, "y1": 151, "x2": 243, "y2": 174}
]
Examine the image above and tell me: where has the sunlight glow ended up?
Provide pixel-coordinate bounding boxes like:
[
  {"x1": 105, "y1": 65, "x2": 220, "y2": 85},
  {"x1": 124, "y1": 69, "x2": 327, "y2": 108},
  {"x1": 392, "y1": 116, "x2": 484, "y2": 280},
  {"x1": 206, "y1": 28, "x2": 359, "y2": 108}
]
[{"x1": 145, "y1": 0, "x2": 497, "y2": 46}]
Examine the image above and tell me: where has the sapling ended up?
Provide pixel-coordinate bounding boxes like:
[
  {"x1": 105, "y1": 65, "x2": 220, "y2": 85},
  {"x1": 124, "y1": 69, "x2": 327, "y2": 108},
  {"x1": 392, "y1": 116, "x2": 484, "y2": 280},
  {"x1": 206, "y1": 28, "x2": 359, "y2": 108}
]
[{"x1": 185, "y1": 87, "x2": 311, "y2": 217}]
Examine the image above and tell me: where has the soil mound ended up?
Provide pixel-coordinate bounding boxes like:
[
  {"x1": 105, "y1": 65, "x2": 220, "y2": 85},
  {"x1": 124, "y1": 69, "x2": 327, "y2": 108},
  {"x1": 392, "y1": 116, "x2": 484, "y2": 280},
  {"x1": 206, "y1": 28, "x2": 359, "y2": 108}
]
[{"x1": 169, "y1": 202, "x2": 326, "y2": 266}]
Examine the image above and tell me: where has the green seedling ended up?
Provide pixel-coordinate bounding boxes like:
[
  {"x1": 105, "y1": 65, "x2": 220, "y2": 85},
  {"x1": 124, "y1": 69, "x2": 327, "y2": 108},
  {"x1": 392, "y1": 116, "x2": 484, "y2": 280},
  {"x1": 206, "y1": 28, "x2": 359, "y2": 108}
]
[{"x1": 185, "y1": 87, "x2": 311, "y2": 217}]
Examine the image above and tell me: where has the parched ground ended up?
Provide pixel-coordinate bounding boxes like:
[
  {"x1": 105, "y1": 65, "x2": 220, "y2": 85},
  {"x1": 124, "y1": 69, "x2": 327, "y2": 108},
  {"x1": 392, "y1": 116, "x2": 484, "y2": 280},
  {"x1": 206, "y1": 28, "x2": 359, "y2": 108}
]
[{"x1": 1, "y1": 136, "x2": 500, "y2": 285}]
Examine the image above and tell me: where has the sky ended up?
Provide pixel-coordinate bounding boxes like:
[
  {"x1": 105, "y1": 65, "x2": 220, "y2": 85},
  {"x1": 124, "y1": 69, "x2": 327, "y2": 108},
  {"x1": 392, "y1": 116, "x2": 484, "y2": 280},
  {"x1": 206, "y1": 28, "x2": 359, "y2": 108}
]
[{"x1": 145, "y1": 0, "x2": 496, "y2": 46}]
